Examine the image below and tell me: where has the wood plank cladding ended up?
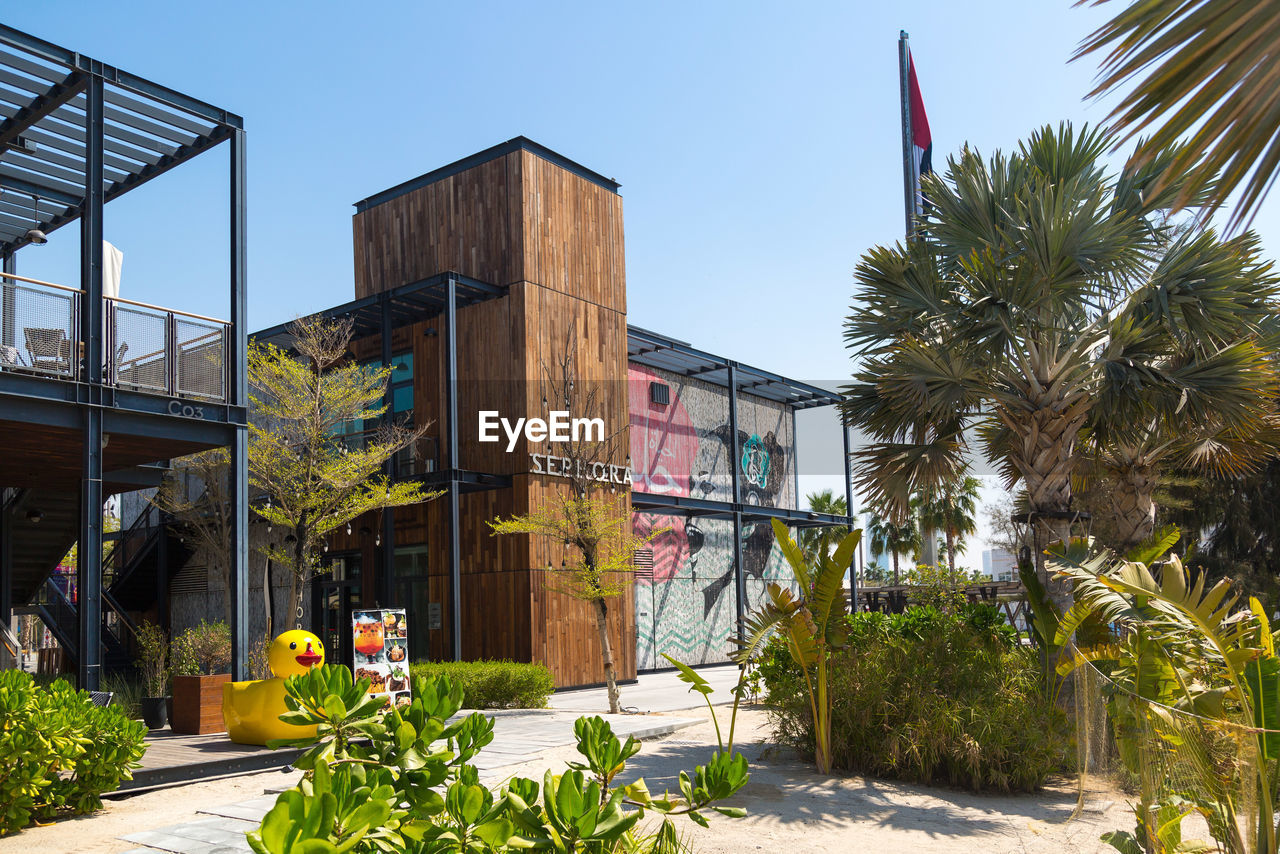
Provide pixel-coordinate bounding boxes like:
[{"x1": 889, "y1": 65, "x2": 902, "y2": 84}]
[
  {"x1": 348, "y1": 139, "x2": 633, "y2": 687},
  {"x1": 353, "y1": 142, "x2": 626, "y2": 315},
  {"x1": 354, "y1": 152, "x2": 523, "y2": 295}
]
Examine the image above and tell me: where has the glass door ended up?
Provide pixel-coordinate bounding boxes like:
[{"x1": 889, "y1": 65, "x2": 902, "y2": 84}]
[
  {"x1": 394, "y1": 545, "x2": 433, "y2": 662},
  {"x1": 315, "y1": 553, "x2": 362, "y2": 669}
]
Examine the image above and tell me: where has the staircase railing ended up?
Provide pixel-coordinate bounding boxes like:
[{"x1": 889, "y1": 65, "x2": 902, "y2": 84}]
[
  {"x1": 35, "y1": 576, "x2": 134, "y2": 664},
  {"x1": 103, "y1": 500, "x2": 164, "y2": 593}
]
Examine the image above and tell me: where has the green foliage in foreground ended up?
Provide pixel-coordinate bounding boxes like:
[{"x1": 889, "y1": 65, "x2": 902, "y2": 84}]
[
  {"x1": 408, "y1": 660, "x2": 554, "y2": 710},
  {"x1": 248, "y1": 664, "x2": 748, "y2": 853},
  {"x1": 758, "y1": 604, "x2": 1068, "y2": 792},
  {"x1": 0, "y1": 670, "x2": 146, "y2": 836}
]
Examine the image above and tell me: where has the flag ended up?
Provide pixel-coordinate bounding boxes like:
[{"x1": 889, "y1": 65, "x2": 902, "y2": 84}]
[{"x1": 907, "y1": 51, "x2": 932, "y2": 184}]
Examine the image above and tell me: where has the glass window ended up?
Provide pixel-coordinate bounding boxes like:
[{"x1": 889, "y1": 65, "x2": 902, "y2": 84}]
[{"x1": 392, "y1": 385, "x2": 413, "y2": 415}]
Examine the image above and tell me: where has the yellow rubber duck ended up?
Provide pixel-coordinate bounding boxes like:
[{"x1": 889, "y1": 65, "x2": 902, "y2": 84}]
[{"x1": 222, "y1": 630, "x2": 325, "y2": 745}]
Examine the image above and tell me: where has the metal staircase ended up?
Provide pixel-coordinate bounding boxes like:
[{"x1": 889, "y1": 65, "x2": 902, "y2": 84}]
[{"x1": 6, "y1": 491, "x2": 193, "y2": 672}]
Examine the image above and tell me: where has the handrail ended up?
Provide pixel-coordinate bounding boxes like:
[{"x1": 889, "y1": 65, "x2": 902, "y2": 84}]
[
  {"x1": 0, "y1": 269, "x2": 84, "y2": 294},
  {"x1": 107, "y1": 295, "x2": 227, "y2": 326},
  {"x1": 0, "y1": 271, "x2": 229, "y2": 324},
  {"x1": 105, "y1": 501, "x2": 163, "y2": 591}
]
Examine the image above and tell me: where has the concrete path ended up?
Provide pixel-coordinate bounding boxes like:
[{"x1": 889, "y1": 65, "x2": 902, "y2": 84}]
[
  {"x1": 117, "y1": 708, "x2": 698, "y2": 854},
  {"x1": 549, "y1": 663, "x2": 743, "y2": 714}
]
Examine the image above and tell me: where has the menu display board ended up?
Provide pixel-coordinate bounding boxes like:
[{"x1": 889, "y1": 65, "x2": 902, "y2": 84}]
[{"x1": 351, "y1": 608, "x2": 411, "y2": 710}]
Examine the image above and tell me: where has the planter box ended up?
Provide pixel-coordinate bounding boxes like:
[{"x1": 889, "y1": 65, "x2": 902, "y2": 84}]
[{"x1": 171, "y1": 674, "x2": 231, "y2": 734}]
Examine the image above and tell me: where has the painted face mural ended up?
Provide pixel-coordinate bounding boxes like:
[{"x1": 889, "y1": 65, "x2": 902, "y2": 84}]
[
  {"x1": 629, "y1": 365, "x2": 796, "y2": 669},
  {"x1": 629, "y1": 367, "x2": 697, "y2": 585}
]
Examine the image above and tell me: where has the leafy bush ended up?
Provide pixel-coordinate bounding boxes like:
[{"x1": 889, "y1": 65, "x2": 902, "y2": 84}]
[
  {"x1": 758, "y1": 603, "x2": 1067, "y2": 792},
  {"x1": 134, "y1": 620, "x2": 168, "y2": 696},
  {"x1": 171, "y1": 620, "x2": 231, "y2": 676},
  {"x1": 0, "y1": 670, "x2": 146, "y2": 835},
  {"x1": 409, "y1": 660, "x2": 554, "y2": 709},
  {"x1": 248, "y1": 665, "x2": 747, "y2": 852}
]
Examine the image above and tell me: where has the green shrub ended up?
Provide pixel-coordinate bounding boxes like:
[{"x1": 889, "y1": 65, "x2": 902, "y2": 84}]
[
  {"x1": 758, "y1": 603, "x2": 1068, "y2": 792},
  {"x1": 409, "y1": 660, "x2": 554, "y2": 709},
  {"x1": 171, "y1": 620, "x2": 231, "y2": 676},
  {"x1": 247, "y1": 665, "x2": 747, "y2": 853},
  {"x1": 0, "y1": 670, "x2": 146, "y2": 835}
]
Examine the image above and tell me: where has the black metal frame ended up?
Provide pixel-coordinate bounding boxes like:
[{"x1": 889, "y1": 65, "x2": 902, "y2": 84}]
[
  {"x1": 0, "y1": 25, "x2": 248, "y2": 687},
  {"x1": 631, "y1": 351, "x2": 856, "y2": 640}
]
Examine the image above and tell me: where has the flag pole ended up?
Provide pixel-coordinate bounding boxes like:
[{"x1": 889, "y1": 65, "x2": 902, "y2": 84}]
[{"x1": 898, "y1": 30, "x2": 915, "y2": 239}]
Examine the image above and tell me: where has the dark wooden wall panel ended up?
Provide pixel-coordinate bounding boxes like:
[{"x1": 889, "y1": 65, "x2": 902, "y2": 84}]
[
  {"x1": 347, "y1": 144, "x2": 633, "y2": 687},
  {"x1": 520, "y1": 150, "x2": 626, "y2": 313},
  {"x1": 353, "y1": 152, "x2": 524, "y2": 296}
]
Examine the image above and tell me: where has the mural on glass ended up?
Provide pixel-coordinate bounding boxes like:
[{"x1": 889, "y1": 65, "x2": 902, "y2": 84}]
[{"x1": 629, "y1": 365, "x2": 797, "y2": 669}]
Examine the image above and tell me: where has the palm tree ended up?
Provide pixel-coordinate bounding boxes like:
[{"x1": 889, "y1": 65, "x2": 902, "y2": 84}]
[
  {"x1": 915, "y1": 474, "x2": 981, "y2": 573},
  {"x1": 863, "y1": 506, "x2": 920, "y2": 585},
  {"x1": 797, "y1": 490, "x2": 849, "y2": 563},
  {"x1": 843, "y1": 124, "x2": 1279, "y2": 605},
  {"x1": 1075, "y1": 0, "x2": 1280, "y2": 231}
]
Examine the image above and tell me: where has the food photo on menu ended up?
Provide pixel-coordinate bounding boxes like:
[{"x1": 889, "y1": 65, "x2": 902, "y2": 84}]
[
  {"x1": 353, "y1": 612, "x2": 386, "y2": 665},
  {"x1": 351, "y1": 608, "x2": 411, "y2": 703}
]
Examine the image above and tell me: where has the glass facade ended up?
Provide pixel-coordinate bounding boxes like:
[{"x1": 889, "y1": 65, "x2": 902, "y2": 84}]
[{"x1": 394, "y1": 545, "x2": 433, "y2": 662}]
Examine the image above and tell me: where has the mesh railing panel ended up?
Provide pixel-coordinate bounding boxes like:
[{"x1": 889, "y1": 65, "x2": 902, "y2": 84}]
[
  {"x1": 0, "y1": 280, "x2": 77, "y2": 378},
  {"x1": 1074, "y1": 658, "x2": 1264, "y2": 852},
  {"x1": 175, "y1": 317, "x2": 225, "y2": 400},
  {"x1": 112, "y1": 303, "x2": 168, "y2": 393}
]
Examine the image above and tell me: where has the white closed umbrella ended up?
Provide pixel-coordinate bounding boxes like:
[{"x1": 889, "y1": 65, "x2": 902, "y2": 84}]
[{"x1": 103, "y1": 240, "x2": 122, "y2": 300}]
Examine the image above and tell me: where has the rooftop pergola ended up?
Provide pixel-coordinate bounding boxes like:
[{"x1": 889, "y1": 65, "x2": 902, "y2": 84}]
[
  {"x1": 627, "y1": 325, "x2": 841, "y2": 410},
  {"x1": 0, "y1": 24, "x2": 241, "y2": 252},
  {"x1": 0, "y1": 24, "x2": 248, "y2": 689}
]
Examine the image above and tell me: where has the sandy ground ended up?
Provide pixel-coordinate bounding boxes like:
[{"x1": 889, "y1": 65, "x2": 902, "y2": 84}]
[{"x1": 0, "y1": 706, "x2": 1134, "y2": 854}]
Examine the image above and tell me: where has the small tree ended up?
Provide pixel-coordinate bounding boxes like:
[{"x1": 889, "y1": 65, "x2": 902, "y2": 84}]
[
  {"x1": 490, "y1": 329, "x2": 645, "y2": 715},
  {"x1": 152, "y1": 448, "x2": 233, "y2": 627},
  {"x1": 249, "y1": 316, "x2": 437, "y2": 630},
  {"x1": 491, "y1": 498, "x2": 656, "y2": 715}
]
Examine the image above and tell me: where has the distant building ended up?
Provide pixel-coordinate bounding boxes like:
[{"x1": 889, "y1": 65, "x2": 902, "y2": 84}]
[{"x1": 983, "y1": 548, "x2": 1017, "y2": 582}]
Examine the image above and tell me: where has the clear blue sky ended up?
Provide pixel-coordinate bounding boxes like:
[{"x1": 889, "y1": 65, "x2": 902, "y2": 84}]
[{"x1": 9, "y1": 2, "x2": 1276, "y2": 565}]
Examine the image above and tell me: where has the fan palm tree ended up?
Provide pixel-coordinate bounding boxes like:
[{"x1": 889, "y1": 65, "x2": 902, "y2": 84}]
[
  {"x1": 1075, "y1": 0, "x2": 1280, "y2": 231},
  {"x1": 864, "y1": 505, "x2": 920, "y2": 585},
  {"x1": 797, "y1": 490, "x2": 849, "y2": 563},
  {"x1": 915, "y1": 474, "x2": 981, "y2": 573},
  {"x1": 843, "y1": 123, "x2": 1279, "y2": 606}
]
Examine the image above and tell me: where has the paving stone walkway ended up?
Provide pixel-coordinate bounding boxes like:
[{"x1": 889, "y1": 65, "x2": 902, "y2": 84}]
[{"x1": 118, "y1": 709, "x2": 698, "y2": 854}]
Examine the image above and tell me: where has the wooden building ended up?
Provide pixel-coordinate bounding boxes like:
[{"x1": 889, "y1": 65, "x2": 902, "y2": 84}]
[{"x1": 254, "y1": 138, "x2": 852, "y2": 688}]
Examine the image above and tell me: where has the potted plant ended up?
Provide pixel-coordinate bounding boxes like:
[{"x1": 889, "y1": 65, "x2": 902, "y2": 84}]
[
  {"x1": 135, "y1": 621, "x2": 169, "y2": 730},
  {"x1": 169, "y1": 620, "x2": 232, "y2": 734}
]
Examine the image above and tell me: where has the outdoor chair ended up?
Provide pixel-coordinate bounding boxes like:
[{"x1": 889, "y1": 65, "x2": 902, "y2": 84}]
[
  {"x1": 88, "y1": 691, "x2": 114, "y2": 708},
  {"x1": 24, "y1": 327, "x2": 72, "y2": 374},
  {"x1": 0, "y1": 343, "x2": 23, "y2": 369}
]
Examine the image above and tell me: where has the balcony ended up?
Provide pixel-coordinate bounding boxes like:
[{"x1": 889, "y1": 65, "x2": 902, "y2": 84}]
[{"x1": 0, "y1": 271, "x2": 228, "y2": 402}]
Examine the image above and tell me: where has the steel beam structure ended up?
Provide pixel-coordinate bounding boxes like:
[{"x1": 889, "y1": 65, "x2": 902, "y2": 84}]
[
  {"x1": 380, "y1": 294, "x2": 395, "y2": 607},
  {"x1": 228, "y1": 128, "x2": 249, "y2": 681},
  {"x1": 1, "y1": 252, "x2": 13, "y2": 360},
  {"x1": 445, "y1": 277, "x2": 462, "y2": 661},
  {"x1": 727, "y1": 364, "x2": 745, "y2": 642},
  {"x1": 76, "y1": 75, "x2": 104, "y2": 691},
  {"x1": 842, "y1": 423, "x2": 858, "y2": 611}
]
